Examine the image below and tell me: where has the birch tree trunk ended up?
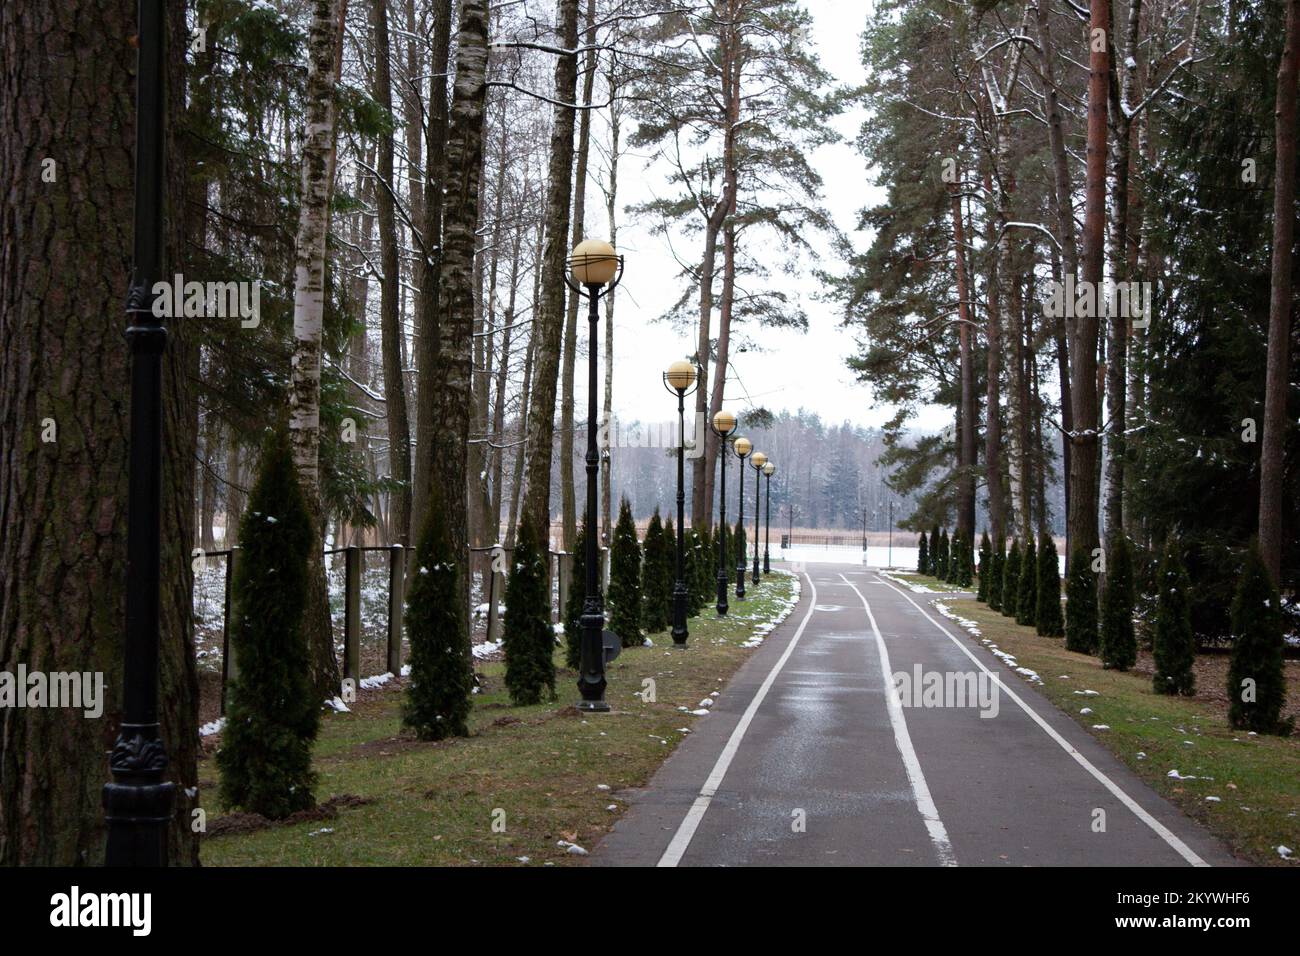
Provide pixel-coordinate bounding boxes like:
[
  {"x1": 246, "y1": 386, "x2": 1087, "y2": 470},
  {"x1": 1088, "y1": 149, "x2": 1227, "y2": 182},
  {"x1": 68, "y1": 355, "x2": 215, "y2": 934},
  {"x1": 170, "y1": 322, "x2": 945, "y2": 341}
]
[
  {"x1": 1259, "y1": 0, "x2": 1300, "y2": 583},
  {"x1": 289, "y1": 0, "x2": 348, "y2": 700}
]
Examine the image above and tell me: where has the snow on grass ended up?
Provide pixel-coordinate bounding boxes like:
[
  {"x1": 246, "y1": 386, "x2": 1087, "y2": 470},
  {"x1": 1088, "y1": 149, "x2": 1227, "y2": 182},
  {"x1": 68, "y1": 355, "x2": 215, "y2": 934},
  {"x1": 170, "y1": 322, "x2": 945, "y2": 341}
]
[
  {"x1": 879, "y1": 570, "x2": 939, "y2": 593},
  {"x1": 199, "y1": 717, "x2": 226, "y2": 737}
]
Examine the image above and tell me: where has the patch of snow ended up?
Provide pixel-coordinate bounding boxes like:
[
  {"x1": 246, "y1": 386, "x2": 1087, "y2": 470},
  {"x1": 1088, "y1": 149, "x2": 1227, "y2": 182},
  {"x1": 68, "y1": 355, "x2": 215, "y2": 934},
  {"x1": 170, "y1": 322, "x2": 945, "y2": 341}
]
[{"x1": 199, "y1": 717, "x2": 226, "y2": 737}]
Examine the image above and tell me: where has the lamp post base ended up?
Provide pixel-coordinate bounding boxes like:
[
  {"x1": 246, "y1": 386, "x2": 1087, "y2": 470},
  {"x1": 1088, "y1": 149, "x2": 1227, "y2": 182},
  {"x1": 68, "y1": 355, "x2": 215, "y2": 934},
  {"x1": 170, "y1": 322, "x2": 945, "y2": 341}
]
[
  {"x1": 763, "y1": 548, "x2": 770, "y2": 574},
  {"x1": 576, "y1": 699, "x2": 611, "y2": 713},
  {"x1": 752, "y1": 557, "x2": 760, "y2": 585},
  {"x1": 671, "y1": 583, "x2": 689, "y2": 645},
  {"x1": 735, "y1": 566, "x2": 746, "y2": 600},
  {"x1": 716, "y1": 572, "x2": 729, "y2": 616}
]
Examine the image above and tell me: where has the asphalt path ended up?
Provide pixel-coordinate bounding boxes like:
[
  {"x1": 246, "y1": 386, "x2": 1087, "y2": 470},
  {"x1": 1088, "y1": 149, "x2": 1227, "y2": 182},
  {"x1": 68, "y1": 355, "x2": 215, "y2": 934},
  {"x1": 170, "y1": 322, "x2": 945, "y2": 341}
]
[{"x1": 593, "y1": 562, "x2": 1236, "y2": 867}]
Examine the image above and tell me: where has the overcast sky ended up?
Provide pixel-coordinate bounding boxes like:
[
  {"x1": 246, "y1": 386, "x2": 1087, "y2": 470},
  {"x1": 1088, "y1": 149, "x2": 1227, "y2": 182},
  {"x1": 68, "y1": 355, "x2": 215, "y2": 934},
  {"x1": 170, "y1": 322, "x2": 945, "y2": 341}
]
[{"x1": 583, "y1": 0, "x2": 953, "y2": 438}]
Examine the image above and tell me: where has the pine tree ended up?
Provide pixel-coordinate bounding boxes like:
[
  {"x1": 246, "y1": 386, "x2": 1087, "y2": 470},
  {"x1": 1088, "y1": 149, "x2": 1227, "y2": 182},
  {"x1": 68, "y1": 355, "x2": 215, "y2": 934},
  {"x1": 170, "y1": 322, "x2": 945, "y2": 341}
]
[
  {"x1": 956, "y1": 531, "x2": 973, "y2": 588},
  {"x1": 1035, "y1": 532, "x2": 1064, "y2": 637},
  {"x1": 563, "y1": 519, "x2": 596, "y2": 669},
  {"x1": 1153, "y1": 539, "x2": 1196, "y2": 696},
  {"x1": 1001, "y1": 540, "x2": 1021, "y2": 618},
  {"x1": 917, "y1": 533, "x2": 929, "y2": 574},
  {"x1": 694, "y1": 525, "x2": 713, "y2": 610},
  {"x1": 218, "y1": 430, "x2": 320, "y2": 819},
  {"x1": 608, "y1": 499, "x2": 643, "y2": 647},
  {"x1": 937, "y1": 528, "x2": 950, "y2": 579},
  {"x1": 976, "y1": 531, "x2": 992, "y2": 601},
  {"x1": 1099, "y1": 536, "x2": 1137, "y2": 671},
  {"x1": 402, "y1": 485, "x2": 474, "y2": 740},
  {"x1": 684, "y1": 526, "x2": 703, "y2": 617},
  {"x1": 988, "y1": 538, "x2": 1006, "y2": 611},
  {"x1": 503, "y1": 519, "x2": 556, "y2": 705},
  {"x1": 1227, "y1": 544, "x2": 1288, "y2": 732},
  {"x1": 640, "y1": 510, "x2": 670, "y2": 633},
  {"x1": 1017, "y1": 536, "x2": 1038, "y2": 627},
  {"x1": 734, "y1": 519, "x2": 748, "y2": 575},
  {"x1": 929, "y1": 525, "x2": 940, "y2": 576},
  {"x1": 1065, "y1": 545, "x2": 1099, "y2": 653}
]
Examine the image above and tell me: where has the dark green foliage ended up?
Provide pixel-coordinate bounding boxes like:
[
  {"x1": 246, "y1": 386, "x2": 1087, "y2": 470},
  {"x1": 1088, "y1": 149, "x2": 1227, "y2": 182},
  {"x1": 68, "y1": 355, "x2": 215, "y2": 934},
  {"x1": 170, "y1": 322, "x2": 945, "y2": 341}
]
[
  {"x1": 683, "y1": 525, "x2": 703, "y2": 617},
  {"x1": 1153, "y1": 539, "x2": 1196, "y2": 696},
  {"x1": 1099, "y1": 536, "x2": 1137, "y2": 671},
  {"x1": 988, "y1": 538, "x2": 1005, "y2": 611},
  {"x1": 608, "y1": 499, "x2": 643, "y2": 647},
  {"x1": 929, "y1": 525, "x2": 940, "y2": 576},
  {"x1": 402, "y1": 485, "x2": 474, "y2": 740},
  {"x1": 917, "y1": 533, "x2": 929, "y2": 574},
  {"x1": 1016, "y1": 536, "x2": 1038, "y2": 627},
  {"x1": 957, "y1": 531, "x2": 973, "y2": 588},
  {"x1": 503, "y1": 519, "x2": 556, "y2": 705},
  {"x1": 218, "y1": 430, "x2": 319, "y2": 819},
  {"x1": 1035, "y1": 532, "x2": 1064, "y2": 637},
  {"x1": 976, "y1": 531, "x2": 992, "y2": 601},
  {"x1": 641, "y1": 510, "x2": 672, "y2": 633},
  {"x1": 693, "y1": 525, "x2": 713, "y2": 610},
  {"x1": 1001, "y1": 540, "x2": 1021, "y2": 618},
  {"x1": 1065, "y1": 545, "x2": 1099, "y2": 654},
  {"x1": 936, "y1": 528, "x2": 950, "y2": 579},
  {"x1": 1227, "y1": 545, "x2": 1288, "y2": 732},
  {"x1": 734, "y1": 520, "x2": 748, "y2": 573},
  {"x1": 563, "y1": 520, "x2": 597, "y2": 669}
]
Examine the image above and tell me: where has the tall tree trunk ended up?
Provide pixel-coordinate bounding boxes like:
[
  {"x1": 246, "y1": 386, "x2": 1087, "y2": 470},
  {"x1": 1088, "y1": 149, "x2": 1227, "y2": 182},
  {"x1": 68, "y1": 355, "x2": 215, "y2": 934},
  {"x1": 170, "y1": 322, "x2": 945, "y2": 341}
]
[
  {"x1": 0, "y1": 0, "x2": 199, "y2": 864},
  {"x1": 410, "y1": 0, "x2": 454, "y2": 539},
  {"x1": 468, "y1": 115, "x2": 498, "y2": 551},
  {"x1": 560, "y1": 0, "x2": 599, "y2": 551},
  {"x1": 1260, "y1": 0, "x2": 1300, "y2": 584},
  {"x1": 433, "y1": 0, "x2": 492, "y2": 597},
  {"x1": 602, "y1": 62, "x2": 622, "y2": 545},
  {"x1": 372, "y1": 0, "x2": 412, "y2": 546},
  {"x1": 983, "y1": 171, "x2": 1007, "y2": 548},
  {"x1": 227, "y1": 433, "x2": 245, "y2": 547},
  {"x1": 951, "y1": 188, "x2": 977, "y2": 542},
  {"x1": 521, "y1": 0, "x2": 581, "y2": 541},
  {"x1": 490, "y1": 224, "x2": 524, "y2": 539},
  {"x1": 1070, "y1": 0, "x2": 1109, "y2": 558},
  {"x1": 289, "y1": 0, "x2": 348, "y2": 700},
  {"x1": 691, "y1": 203, "x2": 727, "y2": 528}
]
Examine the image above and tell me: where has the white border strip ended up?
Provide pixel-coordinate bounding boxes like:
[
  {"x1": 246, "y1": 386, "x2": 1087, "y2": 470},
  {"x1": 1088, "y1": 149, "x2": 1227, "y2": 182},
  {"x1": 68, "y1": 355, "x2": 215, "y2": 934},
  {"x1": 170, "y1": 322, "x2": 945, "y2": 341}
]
[
  {"x1": 840, "y1": 574, "x2": 957, "y2": 866},
  {"x1": 657, "y1": 573, "x2": 820, "y2": 867},
  {"x1": 875, "y1": 574, "x2": 1209, "y2": 867}
]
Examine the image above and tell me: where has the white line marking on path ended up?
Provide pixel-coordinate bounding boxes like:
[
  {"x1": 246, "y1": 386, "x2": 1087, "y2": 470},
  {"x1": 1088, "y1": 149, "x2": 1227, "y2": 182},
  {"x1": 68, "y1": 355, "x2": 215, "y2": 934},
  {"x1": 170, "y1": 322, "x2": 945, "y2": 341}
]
[
  {"x1": 657, "y1": 572, "x2": 821, "y2": 867},
  {"x1": 840, "y1": 573, "x2": 957, "y2": 866},
  {"x1": 874, "y1": 574, "x2": 1209, "y2": 868}
]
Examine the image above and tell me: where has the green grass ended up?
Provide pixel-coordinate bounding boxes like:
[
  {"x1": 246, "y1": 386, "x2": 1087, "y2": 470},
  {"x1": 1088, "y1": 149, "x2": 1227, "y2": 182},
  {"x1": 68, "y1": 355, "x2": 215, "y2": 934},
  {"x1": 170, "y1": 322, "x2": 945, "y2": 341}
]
[
  {"x1": 938, "y1": 593, "x2": 1299, "y2": 867},
  {"x1": 200, "y1": 572, "x2": 798, "y2": 866}
]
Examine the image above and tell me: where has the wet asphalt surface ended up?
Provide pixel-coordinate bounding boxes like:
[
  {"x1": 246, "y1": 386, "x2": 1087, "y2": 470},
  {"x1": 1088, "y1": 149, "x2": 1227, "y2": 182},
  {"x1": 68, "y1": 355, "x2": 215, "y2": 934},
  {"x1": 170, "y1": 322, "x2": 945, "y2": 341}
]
[{"x1": 592, "y1": 563, "x2": 1237, "y2": 867}]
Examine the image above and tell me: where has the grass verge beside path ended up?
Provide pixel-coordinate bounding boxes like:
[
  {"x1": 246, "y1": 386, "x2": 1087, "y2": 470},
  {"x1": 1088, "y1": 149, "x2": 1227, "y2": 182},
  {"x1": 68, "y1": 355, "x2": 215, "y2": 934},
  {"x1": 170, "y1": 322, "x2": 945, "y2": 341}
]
[
  {"x1": 889, "y1": 569, "x2": 1298, "y2": 867},
  {"x1": 200, "y1": 571, "x2": 799, "y2": 866}
]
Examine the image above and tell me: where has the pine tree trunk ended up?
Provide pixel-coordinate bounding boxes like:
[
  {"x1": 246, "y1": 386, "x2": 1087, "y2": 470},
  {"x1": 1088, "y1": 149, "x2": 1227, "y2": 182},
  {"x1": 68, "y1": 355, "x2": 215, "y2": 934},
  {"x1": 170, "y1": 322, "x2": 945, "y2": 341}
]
[
  {"x1": 0, "y1": 0, "x2": 199, "y2": 864},
  {"x1": 1260, "y1": 0, "x2": 1300, "y2": 584},
  {"x1": 521, "y1": 0, "x2": 581, "y2": 540},
  {"x1": 983, "y1": 171, "x2": 1006, "y2": 548},
  {"x1": 692, "y1": 204, "x2": 727, "y2": 529},
  {"x1": 1070, "y1": 0, "x2": 1109, "y2": 558},
  {"x1": 410, "y1": 0, "x2": 454, "y2": 540},
  {"x1": 372, "y1": 0, "x2": 412, "y2": 546},
  {"x1": 951, "y1": 189, "x2": 977, "y2": 542}
]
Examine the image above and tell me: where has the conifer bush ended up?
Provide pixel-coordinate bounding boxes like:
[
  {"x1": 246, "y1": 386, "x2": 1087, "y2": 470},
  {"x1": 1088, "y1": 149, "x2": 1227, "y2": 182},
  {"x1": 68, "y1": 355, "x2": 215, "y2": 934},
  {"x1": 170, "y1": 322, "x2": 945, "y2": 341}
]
[
  {"x1": 976, "y1": 531, "x2": 992, "y2": 601},
  {"x1": 918, "y1": 533, "x2": 929, "y2": 574},
  {"x1": 929, "y1": 525, "x2": 940, "y2": 576},
  {"x1": 1001, "y1": 539, "x2": 1021, "y2": 618},
  {"x1": 734, "y1": 519, "x2": 748, "y2": 576},
  {"x1": 684, "y1": 526, "x2": 703, "y2": 617},
  {"x1": 1099, "y1": 535, "x2": 1137, "y2": 670},
  {"x1": 936, "y1": 528, "x2": 950, "y2": 579},
  {"x1": 1227, "y1": 545, "x2": 1288, "y2": 732},
  {"x1": 1065, "y1": 545, "x2": 1099, "y2": 653},
  {"x1": 503, "y1": 518, "x2": 556, "y2": 705},
  {"x1": 1152, "y1": 538, "x2": 1196, "y2": 695},
  {"x1": 218, "y1": 430, "x2": 320, "y2": 819},
  {"x1": 641, "y1": 510, "x2": 672, "y2": 633},
  {"x1": 1017, "y1": 535, "x2": 1038, "y2": 626},
  {"x1": 694, "y1": 525, "x2": 713, "y2": 609},
  {"x1": 608, "y1": 499, "x2": 643, "y2": 647},
  {"x1": 988, "y1": 537, "x2": 1005, "y2": 611},
  {"x1": 563, "y1": 519, "x2": 596, "y2": 669},
  {"x1": 1035, "y1": 532, "x2": 1064, "y2": 637},
  {"x1": 402, "y1": 485, "x2": 474, "y2": 740}
]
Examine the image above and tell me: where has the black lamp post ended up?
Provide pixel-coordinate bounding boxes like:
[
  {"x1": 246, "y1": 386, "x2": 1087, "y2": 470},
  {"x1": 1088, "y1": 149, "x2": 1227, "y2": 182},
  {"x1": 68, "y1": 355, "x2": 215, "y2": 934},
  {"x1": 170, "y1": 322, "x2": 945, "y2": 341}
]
[
  {"x1": 710, "y1": 410, "x2": 737, "y2": 615},
  {"x1": 104, "y1": 0, "x2": 174, "y2": 867},
  {"x1": 565, "y1": 240, "x2": 623, "y2": 712},
  {"x1": 663, "y1": 359, "x2": 699, "y2": 645},
  {"x1": 749, "y1": 451, "x2": 766, "y2": 585},
  {"x1": 732, "y1": 435, "x2": 751, "y2": 599},
  {"x1": 762, "y1": 461, "x2": 775, "y2": 574}
]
